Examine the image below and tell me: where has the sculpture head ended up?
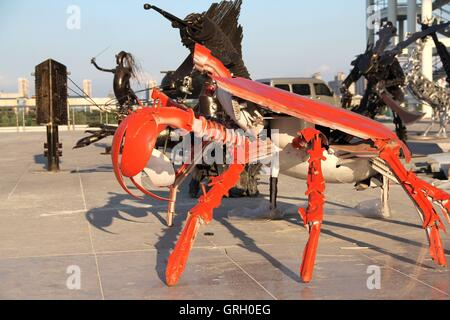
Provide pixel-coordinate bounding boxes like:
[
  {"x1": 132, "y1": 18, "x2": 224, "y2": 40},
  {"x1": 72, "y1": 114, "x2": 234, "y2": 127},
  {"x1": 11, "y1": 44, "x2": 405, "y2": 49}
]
[{"x1": 115, "y1": 51, "x2": 141, "y2": 80}]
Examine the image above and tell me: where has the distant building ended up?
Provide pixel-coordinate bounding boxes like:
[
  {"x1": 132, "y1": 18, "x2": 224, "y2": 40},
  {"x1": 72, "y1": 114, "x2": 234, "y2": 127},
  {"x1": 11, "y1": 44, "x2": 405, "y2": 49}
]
[
  {"x1": 18, "y1": 78, "x2": 29, "y2": 98},
  {"x1": 328, "y1": 72, "x2": 346, "y2": 96},
  {"x1": 0, "y1": 77, "x2": 29, "y2": 99},
  {"x1": 328, "y1": 72, "x2": 361, "y2": 97},
  {"x1": 0, "y1": 92, "x2": 20, "y2": 99},
  {"x1": 83, "y1": 79, "x2": 92, "y2": 97}
]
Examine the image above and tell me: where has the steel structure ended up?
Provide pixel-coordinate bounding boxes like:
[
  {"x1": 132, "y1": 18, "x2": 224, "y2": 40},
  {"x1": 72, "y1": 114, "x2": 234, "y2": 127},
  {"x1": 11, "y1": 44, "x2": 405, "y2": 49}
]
[
  {"x1": 366, "y1": 0, "x2": 450, "y2": 117},
  {"x1": 112, "y1": 44, "x2": 450, "y2": 286}
]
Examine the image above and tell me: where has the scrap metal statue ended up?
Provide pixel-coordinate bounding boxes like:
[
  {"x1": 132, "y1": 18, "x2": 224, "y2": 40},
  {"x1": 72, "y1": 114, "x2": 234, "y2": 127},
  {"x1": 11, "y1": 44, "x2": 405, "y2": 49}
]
[
  {"x1": 404, "y1": 22, "x2": 450, "y2": 138},
  {"x1": 146, "y1": 1, "x2": 263, "y2": 198},
  {"x1": 74, "y1": 51, "x2": 141, "y2": 150},
  {"x1": 105, "y1": 3, "x2": 450, "y2": 287},
  {"x1": 112, "y1": 41, "x2": 450, "y2": 286},
  {"x1": 91, "y1": 51, "x2": 140, "y2": 112},
  {"x1": 338, "y1": 22, "x2": 449, "y2": 142}
]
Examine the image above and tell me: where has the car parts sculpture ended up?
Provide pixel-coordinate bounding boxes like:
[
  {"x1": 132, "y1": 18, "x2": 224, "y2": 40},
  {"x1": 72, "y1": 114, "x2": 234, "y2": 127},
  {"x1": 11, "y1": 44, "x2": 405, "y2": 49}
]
[
  {"x1": 404, "y1": 22, "x2": 450, "y2": 138},
  {"x1": 339, "y1": 22, "x2": 450, "y2": 143},
  {"x1": 112, "y1": 22, "x2": 450, "y2": 286},
  {"x1": 149, "y1": 1, "x2": 263, "y2": 199}
]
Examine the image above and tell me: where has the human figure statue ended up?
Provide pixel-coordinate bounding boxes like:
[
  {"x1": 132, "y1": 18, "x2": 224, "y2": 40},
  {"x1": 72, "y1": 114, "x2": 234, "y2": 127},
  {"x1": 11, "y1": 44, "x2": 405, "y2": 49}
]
[
  {"x1": 91, "y1": 51, "x2": 139, "y2": 114},
  {"x1": 74, "y1": 51, "x2": 140, "y2": 151}
]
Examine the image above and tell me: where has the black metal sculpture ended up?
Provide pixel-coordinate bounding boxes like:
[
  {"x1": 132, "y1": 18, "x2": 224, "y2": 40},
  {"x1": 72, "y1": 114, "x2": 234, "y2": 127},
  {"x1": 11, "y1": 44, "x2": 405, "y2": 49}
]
[
  {"x1": 337, "y1": 22, "x2": 449, "y2": 143},
  {"x1": 146, "y1": 1, "x2": 262, "y2": 198},
  {"x1": 150, "y1": 1, "x2": 250, "y2": 98},
  {"x1": 91, "y1": 51, "x2": 140, "y2": 113},
  {"x1": 35, "y1": 59, "x2": 67, "y2": 171},
  {"x1": 404, "y1": 21, "x2": 450, "y2": 138},
  {"x1": 74, "y1": 51, "x2": 140, "y2": 150},
  {"x1": 423, "y1": 22, "x2": 450, "y2": 86}
]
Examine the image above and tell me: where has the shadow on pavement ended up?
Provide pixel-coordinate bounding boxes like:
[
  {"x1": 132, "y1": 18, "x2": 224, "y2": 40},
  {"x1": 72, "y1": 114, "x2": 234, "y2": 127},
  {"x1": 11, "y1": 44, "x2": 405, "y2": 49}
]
[
  {"x1": 72, "y1": 165, "x2": 113, "y2": 174},
  {"x1": 216, "y1": 216, "x2": 300, "y2": 282},
  {"x1": 85, "y1": 192, "x2": 166, "y2": 234},
  {"x1": 284, "y1": 214, "x2": 441, "y2": 269},
  {"x1": 84, "y1": 186, "x2": 445, "y2": 285},
  {"x1": 407, "y1": 142, "x2": 444, "y2": 155},
  {"x1": 33, "y1": 154, "x2": 46, "y2": 168},
  {"x1": 84, "y1": 189, "x2": 301, "y2": 284}
]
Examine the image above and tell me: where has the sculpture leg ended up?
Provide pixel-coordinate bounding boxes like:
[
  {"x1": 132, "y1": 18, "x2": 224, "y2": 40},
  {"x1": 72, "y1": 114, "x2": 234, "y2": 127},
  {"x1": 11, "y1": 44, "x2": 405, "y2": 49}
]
[
  {"x1": 269, "y1": 176, "x2": 278, "y2": 209},
  {"x1": 423, "y1": 122, "x2": 434, "y2": 137},
  {"x1": 380, "y1": 146, "x2": 449, "y2": 266},
  {"x1": 423, "y1": 110, "x2": 435, "y2": 137},
  {"x1": 270, "y1": 149, "x2": 280, "y2": 210},
  {"x1": 441, "y1": 108, "x2": 446, "y2": 137},
  {"x1": 188, "y1": 166, "x2": 204, "y2": 198},
  {"x1": 166, "y1": 162, "x2": 246, "y2": 286},
  {"x1": 380, "y1": 175, "x2": 391, "y2": 218},
  {"x1": 393, "y1": 113, "x2": 407, "y2": 142},
  {"x1": 437, "y1": 108, "x2": 448, "y2": 138},
  {"x1": 265, "y1": 122, "x2": 282, "y2": 218},
  {"x1": 296, "y1": 128, "x2": 326, "y2": 283},
  {"x1": 166, "y1": 162, "x2": 199, "y2": 227},
  {"x1": 443, "y1": 114, "x2": 448, "y2": 138},
  {"x1": 167, "y1": 145, "x2": 210, "y2": 226},
  {"x1": 246, "y1": 163, "x2": 262, "y2": 197},
  {"x1": 167, "y1": 186, "x2": 177, "y2": 227},
  {"x1": 269, "y1": 152, "x2": 284, "y2": 220}
]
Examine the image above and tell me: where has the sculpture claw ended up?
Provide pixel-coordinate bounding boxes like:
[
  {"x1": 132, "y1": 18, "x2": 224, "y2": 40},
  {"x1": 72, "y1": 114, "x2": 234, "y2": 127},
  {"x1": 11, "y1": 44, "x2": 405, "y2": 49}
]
[
  {"x1": 112, "y1": 108, "x2": 170, "y2": 200},
  {"x1": 118, "y1": 109, "x2": 160, "y2": 178},
  {"x1": 111, "y1": 116, "x2": 142, "y2": 199}
]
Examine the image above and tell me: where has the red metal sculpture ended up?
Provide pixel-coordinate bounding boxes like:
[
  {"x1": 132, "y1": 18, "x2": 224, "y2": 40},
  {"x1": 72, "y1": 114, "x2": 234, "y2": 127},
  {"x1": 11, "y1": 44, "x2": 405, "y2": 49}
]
[{"x1": 112, "y1": 44, "x2": 450, "y2": 286}]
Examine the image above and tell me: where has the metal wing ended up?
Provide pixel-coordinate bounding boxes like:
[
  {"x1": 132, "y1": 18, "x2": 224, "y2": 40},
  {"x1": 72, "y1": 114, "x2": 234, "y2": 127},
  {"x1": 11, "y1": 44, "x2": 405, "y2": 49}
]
[
  {"x1": 162, "y1": 0, "x2": 248, "y2": 95},
  {"x1": 206, "y1": 0, "x2": 244, "y2": 56},
  {"x1": 193, "y1": 43, "x2": 410, "y2": 160}
]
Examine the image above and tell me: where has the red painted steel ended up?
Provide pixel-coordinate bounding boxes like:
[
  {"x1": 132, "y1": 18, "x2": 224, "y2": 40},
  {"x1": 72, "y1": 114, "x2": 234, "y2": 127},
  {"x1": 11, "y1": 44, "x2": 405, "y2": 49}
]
[
  {"x1": 166, "y1": 160, "x2": 247, "y2": 286},
  {"x1": 193, "y1": 44, "x2": 232, "y2": 78},
  {"x1": 296, "y1": 128, "x2": 326, "y2": 283},
  {"x1": 109, "y1": 45, "x2": 450, "y2": 286},
  {"x1": 211, "y1": 76, "x2": 411, "y2": 162},
  {"x1": 379, "y1": 145, "x2": 448, "y2": 266}
]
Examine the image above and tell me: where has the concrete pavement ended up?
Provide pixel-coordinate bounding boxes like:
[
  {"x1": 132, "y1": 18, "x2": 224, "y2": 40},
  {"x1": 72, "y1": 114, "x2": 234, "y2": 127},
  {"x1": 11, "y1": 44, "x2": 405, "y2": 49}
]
[{"x1": 0, "y1": 127, "x2": 449, "y2": 300}]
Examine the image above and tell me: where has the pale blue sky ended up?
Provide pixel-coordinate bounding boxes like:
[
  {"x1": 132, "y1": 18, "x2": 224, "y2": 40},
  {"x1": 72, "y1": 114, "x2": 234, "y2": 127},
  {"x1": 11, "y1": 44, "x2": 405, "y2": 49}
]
[{"x1": 0, "y1": 0, "x2": 366, "y2": 97}]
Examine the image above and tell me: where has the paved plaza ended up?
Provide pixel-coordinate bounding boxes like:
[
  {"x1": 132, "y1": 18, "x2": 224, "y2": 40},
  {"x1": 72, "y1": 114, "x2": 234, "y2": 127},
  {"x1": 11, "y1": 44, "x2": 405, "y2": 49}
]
[{"x1": 0, "y1": 123, "x2": 449, "y2": 300}]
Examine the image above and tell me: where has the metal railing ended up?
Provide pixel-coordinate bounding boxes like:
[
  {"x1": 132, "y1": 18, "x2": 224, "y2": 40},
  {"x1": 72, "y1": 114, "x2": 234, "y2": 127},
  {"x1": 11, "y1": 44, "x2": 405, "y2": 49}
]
[{"x1": 0, "y1": 106, "x2": 118, "y2": 131}]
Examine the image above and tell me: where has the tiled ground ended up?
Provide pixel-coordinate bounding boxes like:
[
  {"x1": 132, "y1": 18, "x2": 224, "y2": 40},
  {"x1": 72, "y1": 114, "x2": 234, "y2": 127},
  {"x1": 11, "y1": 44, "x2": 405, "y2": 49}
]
[{"x1": 0, "y1": 128, "x2": 449, "y2": 300}]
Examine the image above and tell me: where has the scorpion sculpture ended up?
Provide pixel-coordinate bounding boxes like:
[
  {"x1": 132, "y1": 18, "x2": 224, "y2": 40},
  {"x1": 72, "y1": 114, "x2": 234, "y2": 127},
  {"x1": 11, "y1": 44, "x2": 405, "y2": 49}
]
[{"x1": 111, "y1": 41, "x2": 450, "y2": 285}]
